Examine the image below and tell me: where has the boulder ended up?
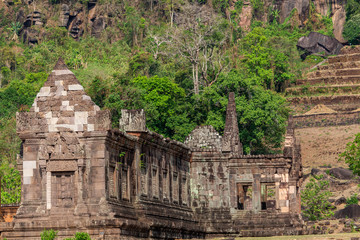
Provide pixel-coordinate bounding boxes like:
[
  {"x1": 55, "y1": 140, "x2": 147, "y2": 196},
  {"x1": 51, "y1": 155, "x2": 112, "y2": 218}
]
[
  {"x1": 335, "y1": 196, "x2": 346, "y2": 205},
  {"x1": 329, "y1": 167, "x2": 353, "y2": 180},
  {"x1": 24, "y1": 11, "x2": 43, "y2": 28},
  {"x1": 238, "y1": 1, "x2": 252, "y2": 31},
  {"x1": 311, "y1": 168, "x2": 320, "y2": 176},
  {"x1": 297, "y1": 32, "x2": 343, "y2": 59},
  {"x1": 334, "y1": 204, "x2": 360, "y2": 219},
  {"x1": 16, "y1": 9, "x2": 25, "y2": 24},
  {"x1": 279, "y1": 0, "x2": 310, "y2": 23},
  {"x1": 91, "y1": 16, "x2": 106, "y2": 37},
  {"x1": 59, "y1": 4, "x2": 70, "y2": 27},
  {"x1": 23, "y1": 28, "x2": 39, "y2": 45},
  {"x1": 332, "y1": 6, "x2": 346, "y2": 43}
]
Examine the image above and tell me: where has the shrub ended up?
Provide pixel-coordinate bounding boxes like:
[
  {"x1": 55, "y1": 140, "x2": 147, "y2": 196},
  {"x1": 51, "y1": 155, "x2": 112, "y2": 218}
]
[
  {"x1": 301, "y1": 177, "x2": 334, "y2": 221},
  {"x1": 346, "y1": 194, "x2": 359, "y2": 206},
  {"x1": 64, "y1": 232, "x2": 91, "y2": 240},
  {"x1": 339, "y1": 133, "x2": 360, "y2": 176},
  {"x1": 343, "y1": 14, "x2": 360, "y2": 45},
  {"x1": 40, "y1": 229, "x2": 58, "y2": 240},
  {"x1": 74, "y1": 232, "x2": 91, "y2": 240}
]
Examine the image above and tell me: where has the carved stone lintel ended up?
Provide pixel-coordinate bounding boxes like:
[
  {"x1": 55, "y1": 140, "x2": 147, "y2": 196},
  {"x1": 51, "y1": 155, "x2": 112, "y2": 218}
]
[{"x1": 47, "y1": 160, "x2": 77, "y2": 172}]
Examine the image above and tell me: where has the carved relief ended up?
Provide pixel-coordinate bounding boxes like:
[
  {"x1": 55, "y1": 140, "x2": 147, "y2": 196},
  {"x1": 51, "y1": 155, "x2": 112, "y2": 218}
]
[{"x1": 39, "y1": 132, "x2": 84, "y2": 160}]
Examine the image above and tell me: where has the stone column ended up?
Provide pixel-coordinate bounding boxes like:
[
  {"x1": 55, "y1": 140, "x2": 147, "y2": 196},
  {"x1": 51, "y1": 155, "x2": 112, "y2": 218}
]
[
  {"x1": 46, "y1": 171, "x2": 51, "y2": 210},
  {"x1": 252, "y1": 174, "x2": 261, "y2": 213},
  {"x1": 75, "y1": 161, "x2": 89, "y2": 216},
  {"x1": 275, "y1": 176, "x2": 281, "y2": 210},
  {"x1": 39, "y1": 162, "x2": 47, "y2": 212},
  {"x1": 133, "y1": 144, "x2": 141, "y2": 202}
]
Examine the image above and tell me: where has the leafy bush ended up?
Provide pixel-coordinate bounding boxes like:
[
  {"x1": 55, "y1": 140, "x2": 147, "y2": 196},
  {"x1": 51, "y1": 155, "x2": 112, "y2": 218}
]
[
  {"x1": 346, "y1": 194, "x2": 359, "y2": 206},
  {"x1": 1, "y1": 163, "x2": 21, "y2": 204},
  {"x1": 343, "y1": 14, "x2": 360, "y2": 44},
  {"x1": 40, "y1": 229, "x2": 58, "y2": 240},
  {"x1": 301, "y1": 177, "x2": 334, "y2": 221},
  {"x1": 339, "y1": 133, "x2": 360, "y2": 176},
  {"x1": 64, "y1": 232, "x2": 91, "y2": 240}
]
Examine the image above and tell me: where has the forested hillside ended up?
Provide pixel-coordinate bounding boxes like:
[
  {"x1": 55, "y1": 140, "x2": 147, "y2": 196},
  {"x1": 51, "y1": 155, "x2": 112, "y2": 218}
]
[{"x1": 0, "y1": 0, "x2": 356, "y2": 203}]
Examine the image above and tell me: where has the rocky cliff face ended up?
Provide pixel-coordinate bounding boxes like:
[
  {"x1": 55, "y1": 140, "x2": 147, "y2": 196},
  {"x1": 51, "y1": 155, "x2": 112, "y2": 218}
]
[{"x1": 1, "y1": 0, "x2": 347, "y2": 44}]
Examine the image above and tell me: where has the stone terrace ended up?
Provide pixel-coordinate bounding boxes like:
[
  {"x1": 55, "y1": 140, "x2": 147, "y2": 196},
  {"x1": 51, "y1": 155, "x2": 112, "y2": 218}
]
[{"x1": 287, "y1": 46, "x2": 360, "y2": 128}]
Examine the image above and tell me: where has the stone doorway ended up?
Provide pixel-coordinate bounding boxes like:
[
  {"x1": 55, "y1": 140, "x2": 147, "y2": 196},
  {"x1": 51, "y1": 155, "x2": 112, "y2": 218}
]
[{"x1": 51, "y1": 172, "x2": 75, "y2": 213}]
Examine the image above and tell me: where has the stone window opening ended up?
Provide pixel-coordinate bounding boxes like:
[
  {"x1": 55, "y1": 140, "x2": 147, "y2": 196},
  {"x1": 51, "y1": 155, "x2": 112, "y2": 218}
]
[
  {"x1": 108, "y1": 165, "x2": 118, "y2": 199},
  {"x1": 181, "y1": 175, "x2": 188, "y2": 206},
  {"x1": 163, "y1": 169, "x2": 169, "y2": 201},
  {"x1": 140, "y1": 152, "x2": 148, "y2": 197},
  {"x1": 173, "y1": 172, "x2": 179, "y2": 204},
  {"x1": 152, "y1": 165, "x2": 159, "y2": 199},
  {"x1": 261, "y1": 184, "x2": 276, "y2": 210},
  {"x1": 121, "y1": 166, "x2": 130, "y2": 201},
  {"x1": 237, "y1": 183, "x2": 252, "y2": 210}
]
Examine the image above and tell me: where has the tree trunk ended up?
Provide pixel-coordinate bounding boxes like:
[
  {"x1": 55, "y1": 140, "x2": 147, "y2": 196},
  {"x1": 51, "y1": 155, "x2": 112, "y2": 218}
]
[
  {"x1": 170, "y1": 9, "x2": 174, "y2": 27},
  {"x1": 194, "y1": 63, "x2": 199, "y2": 95}
]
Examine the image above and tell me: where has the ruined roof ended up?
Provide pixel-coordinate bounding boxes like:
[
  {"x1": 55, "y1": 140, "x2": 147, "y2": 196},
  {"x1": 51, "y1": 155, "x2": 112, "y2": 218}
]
[
  {"x1": 17, "y1": 58, "x2": 111, "y2": 133},
  {"x1": 222, "y1": 92, "x2": 243, "y2": 154}
]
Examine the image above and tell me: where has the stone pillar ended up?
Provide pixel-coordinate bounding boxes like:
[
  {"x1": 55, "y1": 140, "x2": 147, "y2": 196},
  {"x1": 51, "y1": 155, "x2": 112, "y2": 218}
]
[
  {"x1": 75, "y1": 162, "x2": 89, "y2": 216},
  {"x1": 252, "y1": 174, "x2": 261, "y2": 213},
  {"x1": 39, "y1": 162, "x2": 47, "y2": 207},
  {"x1": 46, "y1": 171, "x2": 51, "y2": 210},
  {"x1": 288, "y1": 184, "x2": 297, "y2": 213},
  {"x1": 133, "y1": 143, "x2": 141, "y2": 202},
  {"x1": 275, "y1": 176, "x2": 281, "y2": 210}
]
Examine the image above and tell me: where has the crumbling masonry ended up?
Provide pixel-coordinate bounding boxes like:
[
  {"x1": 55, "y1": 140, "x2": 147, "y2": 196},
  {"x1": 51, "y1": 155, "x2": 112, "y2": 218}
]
[{"x1": 0, "y1": 59, "x2": 304, "y2": 239}]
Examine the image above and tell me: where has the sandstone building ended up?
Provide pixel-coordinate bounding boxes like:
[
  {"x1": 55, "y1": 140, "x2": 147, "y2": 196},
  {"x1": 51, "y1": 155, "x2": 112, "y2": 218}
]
[{"x1": 0, "y1": 59, "x2": 304, "y2": 239}]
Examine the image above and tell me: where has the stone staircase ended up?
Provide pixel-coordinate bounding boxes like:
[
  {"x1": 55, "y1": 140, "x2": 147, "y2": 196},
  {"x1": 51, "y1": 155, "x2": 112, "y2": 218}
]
[
  {"x1": 286, "y1": 46, "x2": 360, "y2": 128},
  {"x1": 204, "y1": 211, "x2": 307, "y2": 237}
]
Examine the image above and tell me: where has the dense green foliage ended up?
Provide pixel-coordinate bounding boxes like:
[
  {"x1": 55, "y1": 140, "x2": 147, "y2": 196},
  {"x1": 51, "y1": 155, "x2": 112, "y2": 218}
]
[
  {"x1": 344, "y1": 0, "x2": 360, "y2": 43},
  {"x1": 40, "y1": 229, "x2": 58, "y2": 240},
  {"x1": 339, "y1": 133, "x2": 360, "y2": 176},
  {"x1": 1, "y1": 162, "x2": 21, "y2": 204},
  {"x1": 64, "y1": 232, "x2": 92, "y2": 240},
  {"x1": 343, "y1": 14, "x2": 360, "y2": 44},
  {"x1": 301, "y1": 177, "x2": 334, "y2": 221},
  {"x1": 0, "y1": 0, "x2": 336, "y2": 201}
]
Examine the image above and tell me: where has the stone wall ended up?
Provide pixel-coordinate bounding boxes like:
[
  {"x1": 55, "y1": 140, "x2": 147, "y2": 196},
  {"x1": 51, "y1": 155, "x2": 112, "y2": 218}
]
[
  {"x1": 184, "y1": 126, "x2": 222, "y2": 151},
  {"x1": 294, "y1": 111, "x2": 360, "y2": 128}
]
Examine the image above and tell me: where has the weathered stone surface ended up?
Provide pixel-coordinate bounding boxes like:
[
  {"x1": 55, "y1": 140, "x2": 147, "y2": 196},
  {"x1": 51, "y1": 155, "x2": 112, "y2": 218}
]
[
  {"x1": 297, "y1": 32, "x2": 343, "y2": 59},
  {"x1": 335, "y1": 196, "x2": 346, "y2": 205},
  {"x1": 238, "y1": 1, "x2": 252, "y2": 31},
  {"x1": 222, "y1": 92, "x2": 243, "y2": 155},
  {"x1": 91, "y1": 16, "x2": 106, "y2": 37},
  {"x1": 335, "y1": 204, "x2": 360, "y2": 219},
  {"x1": 185, "y1": 125, "x2": 222, "y2": 151},
  {"x1": 329, "y1": 167, "x2": 354, "y2": 180},
  {"x1": 24, "y1": 11, "x2": 43, "y2": 28},
  {"x1": 279, "y1": 0, "x2": 309, "y2": 23},
  {"x1": 119, "y1": 109, "x2": 147, "y2": 132},
  {"x1": 59, "y1": 4, "x2": 70, "y2": 27}
]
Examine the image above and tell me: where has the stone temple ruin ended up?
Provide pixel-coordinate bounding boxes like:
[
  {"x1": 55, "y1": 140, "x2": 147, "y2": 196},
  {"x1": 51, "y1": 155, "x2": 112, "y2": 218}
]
[{"x1": 0, "y1": 59, "x2": 304, "y2": 239}]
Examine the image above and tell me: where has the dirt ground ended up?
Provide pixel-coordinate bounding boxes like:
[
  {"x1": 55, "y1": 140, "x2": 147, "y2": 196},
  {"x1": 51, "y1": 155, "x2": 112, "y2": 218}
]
[{"x1": 295, "y1": 124, "x2": 359, "y2": 174}]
